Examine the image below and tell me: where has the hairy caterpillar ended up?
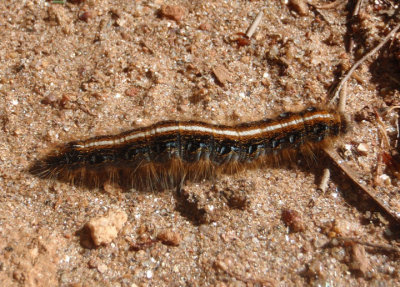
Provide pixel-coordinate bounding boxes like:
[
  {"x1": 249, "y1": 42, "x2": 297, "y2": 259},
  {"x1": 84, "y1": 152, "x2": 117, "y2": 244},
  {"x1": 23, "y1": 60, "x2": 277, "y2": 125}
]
[{"x1": 30, "y1": 107, "x2": 348, "y2": 190}]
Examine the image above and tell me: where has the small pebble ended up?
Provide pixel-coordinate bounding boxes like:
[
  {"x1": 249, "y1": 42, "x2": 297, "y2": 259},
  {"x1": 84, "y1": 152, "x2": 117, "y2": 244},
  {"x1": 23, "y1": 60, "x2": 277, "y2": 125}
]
[
  {"x1": 212, "y1": 65, "x2": 234, "y2": 86},
  {"x1": 125, "y1": 87, "x2": 138, "y2": 97},
  {"x1": 97, "y1": 263, "x2": 108, "y2": 273},
  {"x1": 160, "y1": 5, "x2": 185, "y2": 22},
  {"x1": 332, "y1": 219, "x2": 361, "y2": 237},
  {"x1": 87, "y1": 210, "x2": 128, "y2": 246},
  {"x1": 41, "y1": 95, "x2": 58, "y2": 106},
  {"x1": 157, "y1": 229, "x2": 181, "y2": 246},
  {"x1": 198, "y1": 22, "x2": 212, "y2": 31},
  {"x1": 288, "y1": 0, "x2": 309, "y2": 16},
  {"x1": 379, "y1": 174, "x2": 391, "y2": 186},
  {"x1": 349, "y1": 244, "x2": 371, "y2": 277},
  {"x1": 79, "y1": 11, "x2": 93, "y2": 22},
  {"x1": 146, "y1": 270, "x2": 153, "y2": 279},
  {"x1": 307, "y1": 260, "x2": 325, "y2": 278},
  {"x1": 356, "y1": 143, "x2": 369, "y2": 156},
  {"x1": 281, "y1": 209, "x2": 305, "y2": 232}
]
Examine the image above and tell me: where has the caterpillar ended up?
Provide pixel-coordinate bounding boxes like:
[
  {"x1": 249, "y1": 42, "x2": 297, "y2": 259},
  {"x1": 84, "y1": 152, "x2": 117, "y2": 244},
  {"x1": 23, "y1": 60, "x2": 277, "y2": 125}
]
[{"x1": 30, "y1": 107, "x2": 348, "y2": 190}]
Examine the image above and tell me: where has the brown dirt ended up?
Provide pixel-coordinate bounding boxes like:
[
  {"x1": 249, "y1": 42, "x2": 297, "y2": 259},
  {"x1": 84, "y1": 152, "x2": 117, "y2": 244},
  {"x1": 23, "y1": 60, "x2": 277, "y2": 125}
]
[{"x1": 1, "y1": 0, "x2": 400, "y2": 286}]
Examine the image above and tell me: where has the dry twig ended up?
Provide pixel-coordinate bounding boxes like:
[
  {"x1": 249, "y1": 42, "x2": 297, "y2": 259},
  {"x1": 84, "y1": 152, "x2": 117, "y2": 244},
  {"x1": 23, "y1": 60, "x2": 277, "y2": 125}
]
[
  {"x1": 374, "y1": 109, "x2": 391, "y2": 150},
  {"x1": 215, "y1": 261, "x2": 276, "y2": 286},
  {"x1": 313, "y1": 0, "x2": 347, "y2": 9},
  {"x1": 322, "y1": 147, "x2": 400, "y2": 226},
  {"x1": 329, "y1": 22, "x2": 400, "y2": 106},
  {"x1": 348, "y1": 0, "x2": 365, "y2": 53},
  {"x1": 246, "y1": 11, "x2": 263, "y2": 38},
  {"x1": 333, "y1": 236, "x2": 400, "y2": 254},
  {"x1": 337, "y1": 82, "x2": 347, "y2": 113},
  {"x1": 318, "y1": 168, "x2": 330, "y2": 193}
]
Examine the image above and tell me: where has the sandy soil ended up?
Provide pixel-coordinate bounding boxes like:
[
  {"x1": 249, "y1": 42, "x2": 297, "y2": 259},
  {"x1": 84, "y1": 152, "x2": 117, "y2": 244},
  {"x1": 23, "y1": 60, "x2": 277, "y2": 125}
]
[{"x1": 1, "y1": 0, "x2": 400, "y2": 286}]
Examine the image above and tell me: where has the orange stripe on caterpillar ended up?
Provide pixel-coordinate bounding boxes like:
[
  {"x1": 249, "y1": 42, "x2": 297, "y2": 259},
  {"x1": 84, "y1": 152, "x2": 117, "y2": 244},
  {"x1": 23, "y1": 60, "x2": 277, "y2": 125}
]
[{"x1": 29, "y1": 107, "x2": 348, "y2": 190}]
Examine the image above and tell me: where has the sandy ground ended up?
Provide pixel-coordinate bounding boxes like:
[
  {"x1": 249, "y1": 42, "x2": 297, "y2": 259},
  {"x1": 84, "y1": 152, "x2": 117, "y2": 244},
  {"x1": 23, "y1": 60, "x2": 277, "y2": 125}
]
[{"x1": 1, "y1": 0, "x2": 400, "y2": 286}]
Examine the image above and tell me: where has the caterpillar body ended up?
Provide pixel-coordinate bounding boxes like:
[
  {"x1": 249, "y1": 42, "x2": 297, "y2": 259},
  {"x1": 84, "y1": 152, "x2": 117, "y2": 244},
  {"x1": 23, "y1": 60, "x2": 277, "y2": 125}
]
[{"x1": 31, "y1": 107, "x2": 348, "y2": 190}]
